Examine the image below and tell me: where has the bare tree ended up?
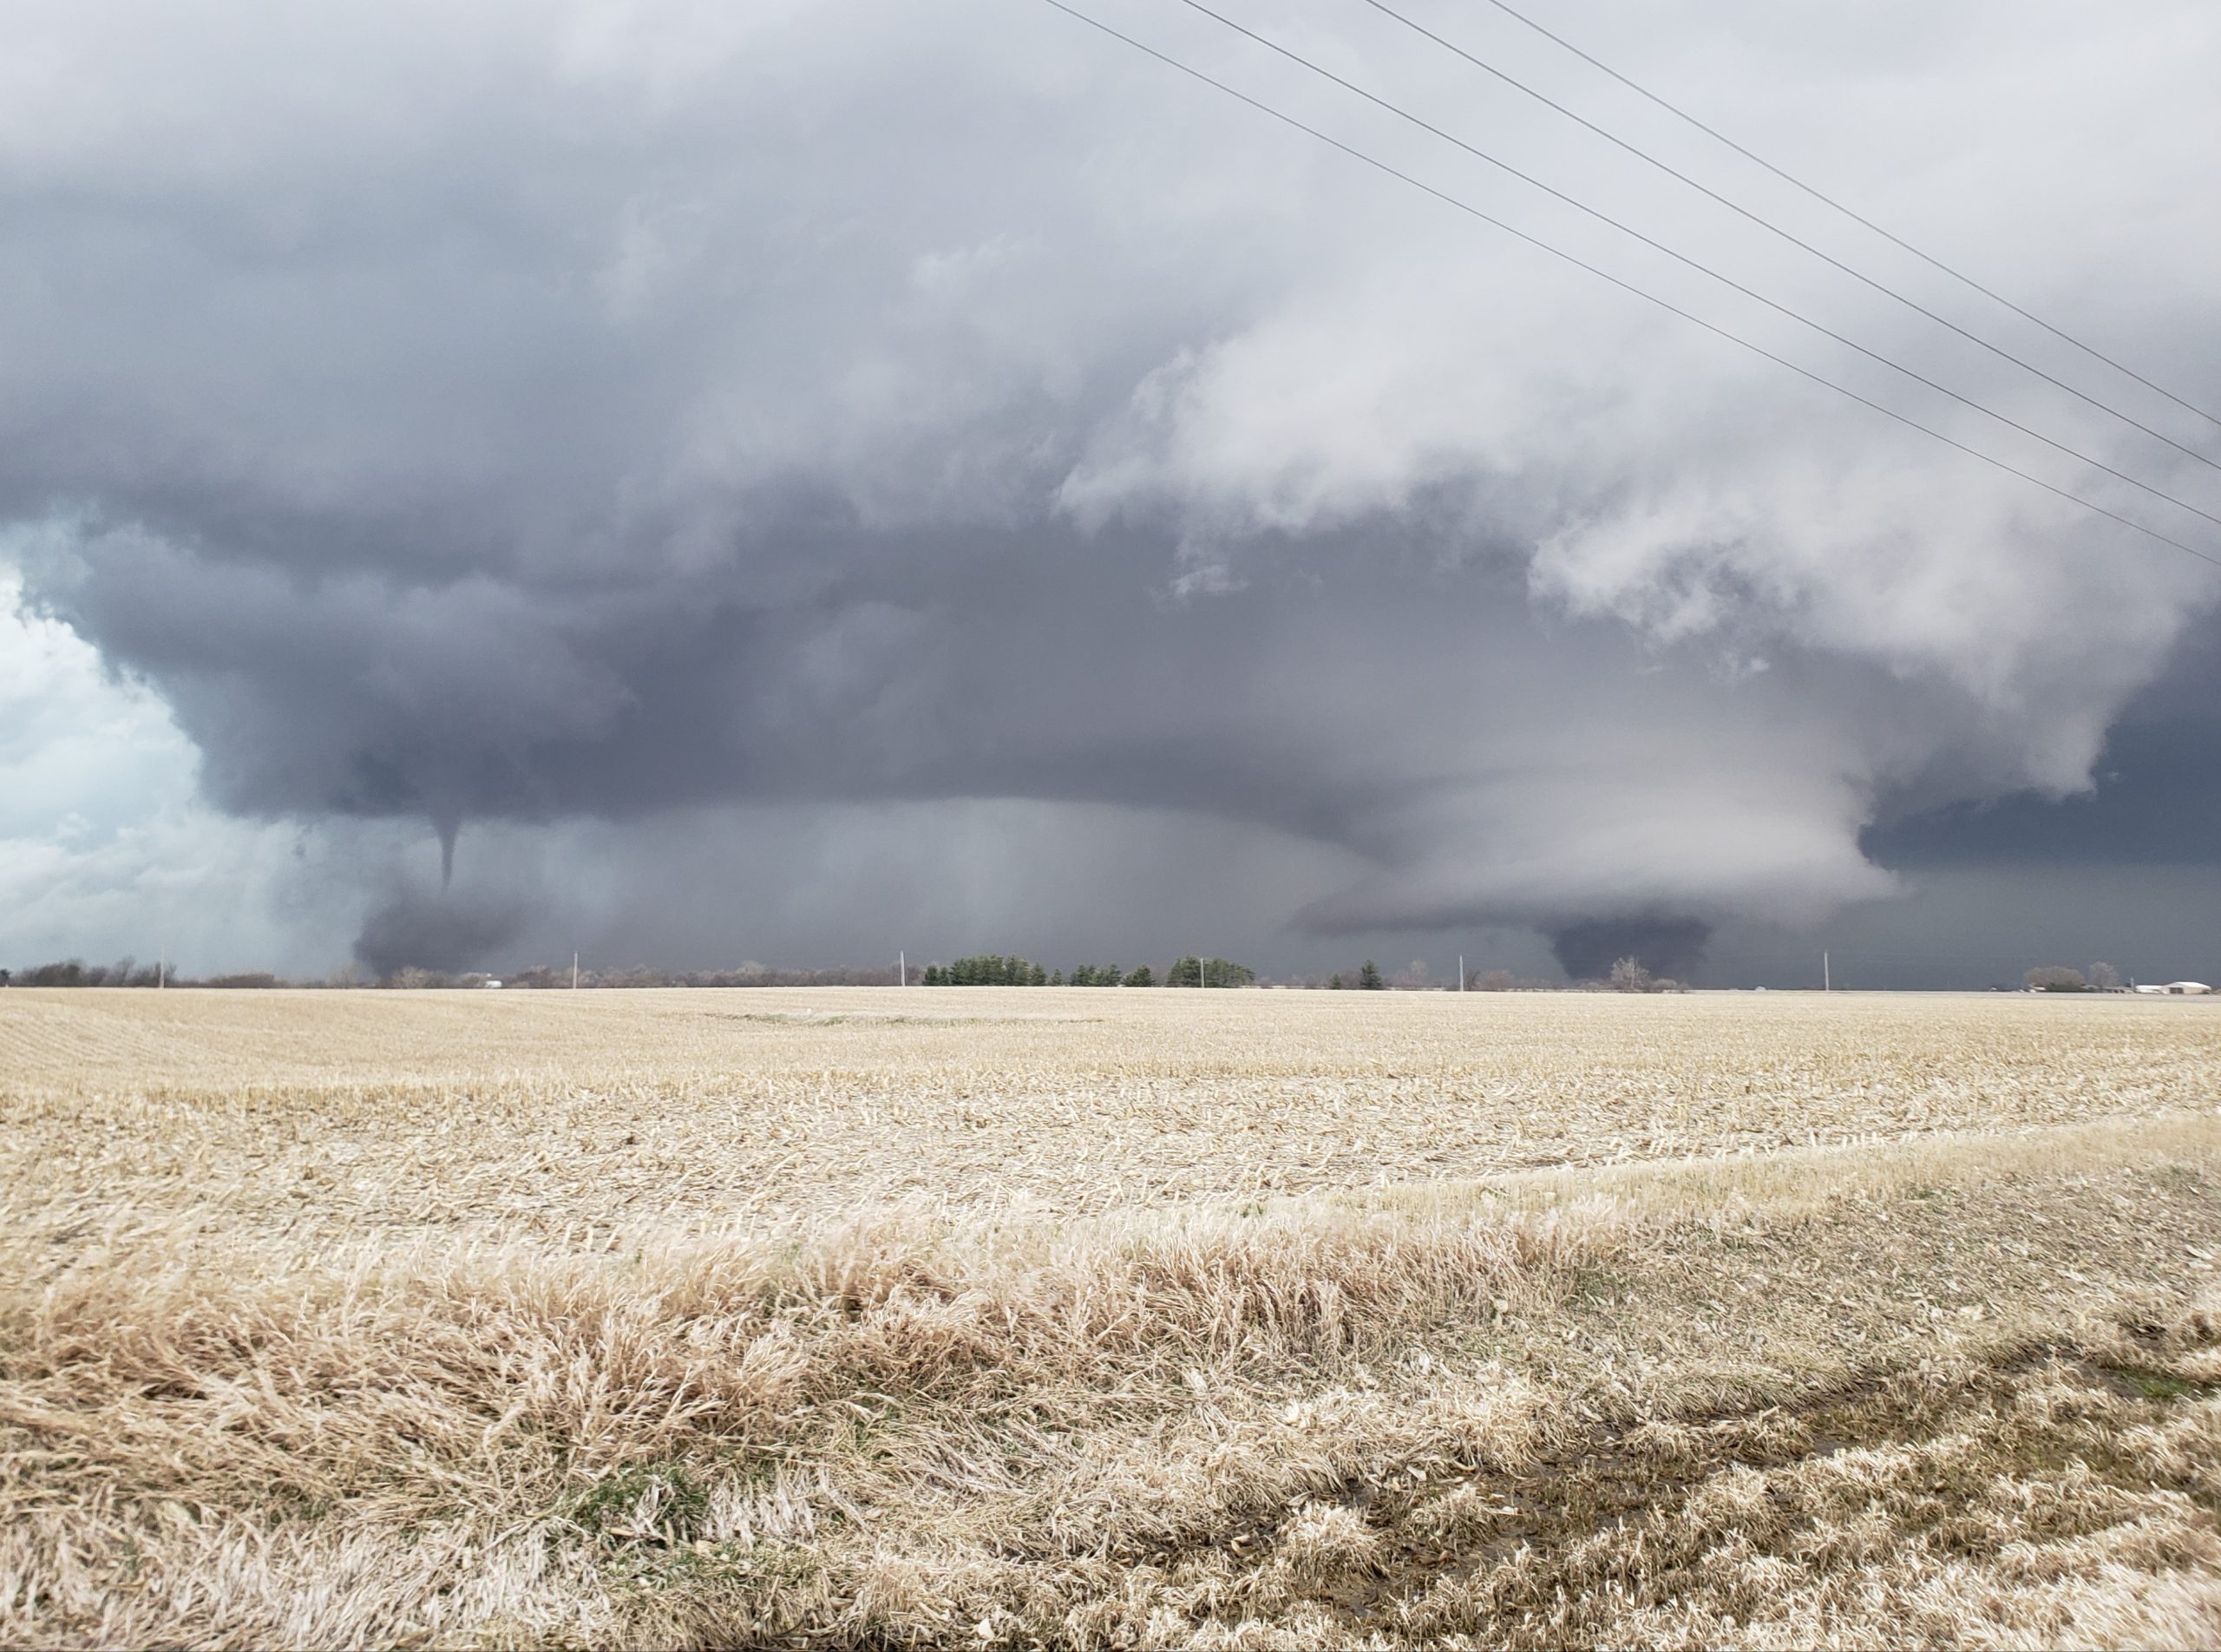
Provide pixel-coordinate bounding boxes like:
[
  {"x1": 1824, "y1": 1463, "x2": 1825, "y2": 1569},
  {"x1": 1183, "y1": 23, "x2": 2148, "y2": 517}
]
[{"x1": 2087, "y1": 961, "x2": 2121, "y2": 992}]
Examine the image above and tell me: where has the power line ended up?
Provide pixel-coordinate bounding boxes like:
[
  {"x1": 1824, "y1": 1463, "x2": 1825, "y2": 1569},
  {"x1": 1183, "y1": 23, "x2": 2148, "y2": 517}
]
[
  {"x1": 1353, "y1": 0, "x2": 2221, "y2": 475},
  {"x1": 1032, "y1": 0, "x2": 2221, "y2": 570},
  {"x1": 1168, "y1": 0, "x2": 2221, "y2": 534},
  {"x1": 1468, "y1": 0, "x2": 2221, "y2": 438}
]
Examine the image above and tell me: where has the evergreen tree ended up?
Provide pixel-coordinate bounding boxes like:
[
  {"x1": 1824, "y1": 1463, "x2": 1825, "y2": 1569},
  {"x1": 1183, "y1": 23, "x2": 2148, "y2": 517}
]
[
  {"x1": 1124, "y1": 964, "x2": 1155, "y2": 987},
  {"x1": 1358, "y1": 959, "x2": 1385, "y2": 990},
  {"x1": 934, "y1": 953, "x2": 1048, "y2": 986},
  {"x1": 1327, "y1": 973, "x2": 1344, "y2": 989},
  {"x1": 1169, "y1": 954, "x2": 1255, "y2": 987}
]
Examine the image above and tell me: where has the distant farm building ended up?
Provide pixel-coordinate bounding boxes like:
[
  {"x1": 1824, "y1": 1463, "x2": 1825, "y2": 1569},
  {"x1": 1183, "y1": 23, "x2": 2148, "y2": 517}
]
[{"x1": 2135, "y1": 981, "x2": 2211, "y2": 995}]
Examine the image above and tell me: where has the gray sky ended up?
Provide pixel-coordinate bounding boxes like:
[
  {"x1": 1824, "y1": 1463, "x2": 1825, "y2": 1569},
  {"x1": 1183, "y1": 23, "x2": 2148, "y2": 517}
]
[{"x1": 3, "y1": 0, "x2": 2218, "y2": 985}]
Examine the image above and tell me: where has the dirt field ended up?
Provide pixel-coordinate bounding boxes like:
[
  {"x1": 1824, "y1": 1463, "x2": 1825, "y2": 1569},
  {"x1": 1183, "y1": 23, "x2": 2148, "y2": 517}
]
[{"x1": 3, "y1": 987, "x2": 2218, "y2": 1647}]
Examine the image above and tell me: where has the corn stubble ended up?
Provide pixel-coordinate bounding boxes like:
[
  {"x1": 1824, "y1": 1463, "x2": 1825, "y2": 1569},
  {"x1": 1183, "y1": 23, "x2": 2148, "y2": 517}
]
[{"x1": 3, "y1": 987, "x2": 2219, "y2": 1647}]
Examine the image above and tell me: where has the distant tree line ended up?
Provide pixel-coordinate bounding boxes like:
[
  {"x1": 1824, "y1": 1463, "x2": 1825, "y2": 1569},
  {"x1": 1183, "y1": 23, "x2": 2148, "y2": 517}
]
[
  {"x1": 7, "y1": 951, "x2": 1738, "y2": 993},
  {"x1": 913, "y1": 955, "x2": 1265, "y2": 987},
  {"x1": 0, "y1": 960, "x2": 908, "y2": 990},
  {"x1": 2024, "y1": 963, "x2": 2122, "y2": 993},
  {"x1": 5, "y1": 959, "x2": 162, "y2": 988},
  {"x1": 1167, "y1": 956, "x2": 1255, "y2": 988},
  {"x1": 922, "y1": 955, "x2": 1047, "y2": 986},
  {"x1": 0, "y1": 958, "x2": 280, "y2": 989},
  {"x1": 500, "y1": 964, "x2": 902, "y2": 988},
  {"x1": 1062, "y1": 964, "x2": 1158, "y2": 986},
  {"x1": 1468, "y1": 969, "x2": 1536, "y2": 991}
]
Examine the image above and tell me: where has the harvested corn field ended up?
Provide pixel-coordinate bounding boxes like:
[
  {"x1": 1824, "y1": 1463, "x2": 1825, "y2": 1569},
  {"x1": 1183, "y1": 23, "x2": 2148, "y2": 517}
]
[
  {"x1": 3, "y1": 987, "x2": 2220, "y2": 1647},
  {"x1": 6, "y1": 986, "x2": 2216, "y2": 1237}
]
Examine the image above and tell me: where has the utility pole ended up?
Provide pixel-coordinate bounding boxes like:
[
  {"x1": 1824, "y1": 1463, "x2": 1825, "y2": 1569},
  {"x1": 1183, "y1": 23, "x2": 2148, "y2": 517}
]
[
  {"x1": 899, "y1": 950, "x2": 906, "y2": 987},
  {"x1": 1459, "y1": 954, "x2": 1465, "y2": 993},
  {"x1": 157, "y1": 947, "x2": 165, "y2": 990},
  {"x1": 572, "y1": 952, "x2": 580, "y2": 991},
  {"x1": 1823, "y1": 951, "x2": 1831, "y2": 993}
]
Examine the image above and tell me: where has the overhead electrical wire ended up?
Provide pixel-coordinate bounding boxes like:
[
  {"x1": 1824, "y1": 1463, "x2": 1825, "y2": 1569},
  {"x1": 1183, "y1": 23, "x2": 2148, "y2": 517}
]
[
  {"x1": 1352, "y1": 0, "x2": 2221, "y2": 474},
  {"x1": 1466, "y1": 0, "x2": 2221, "y2": 436},
  {"x1": 1031, "y1": 0, "x2": 2221, "y2": 571},
  {"x1": 1164, "y1": 0, "x2": 2221, "y2": 534}
]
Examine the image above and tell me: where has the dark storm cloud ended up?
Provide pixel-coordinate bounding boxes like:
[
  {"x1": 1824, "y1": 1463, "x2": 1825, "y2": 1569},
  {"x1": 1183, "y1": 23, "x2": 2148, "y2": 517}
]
[
  {"x1": 4, "y1": 0, "x2": 2220, "y2": 977},
  {"x1": 1864, "y1": 606, "x2": 2221, "y2": 869},
  {"x1": 1864, "y1": 718, "x2": 2221, "y2": 869},
  {"x1": 26, "y1": 507, "x2": 1936, "y2": 952}
]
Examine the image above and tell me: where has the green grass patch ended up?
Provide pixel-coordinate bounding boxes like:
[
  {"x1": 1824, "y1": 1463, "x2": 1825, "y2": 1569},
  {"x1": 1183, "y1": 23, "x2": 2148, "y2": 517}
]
[
  {"x1": 567, "y1": 1461, "x2": 710, "y2": 1544},
  {"x1": 2101, "y1": 1363, "x2": 2211, "y2": 1402}
]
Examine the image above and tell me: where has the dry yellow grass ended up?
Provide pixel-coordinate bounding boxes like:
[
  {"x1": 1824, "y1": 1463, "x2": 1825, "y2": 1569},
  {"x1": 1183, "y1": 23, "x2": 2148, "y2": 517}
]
[
  {"x1": 3, "y1": 987, "x2": 2218, "y2": 1647},
  {"x1": 5, "y1": 986, "x2": 2215, "y2": 1242}
]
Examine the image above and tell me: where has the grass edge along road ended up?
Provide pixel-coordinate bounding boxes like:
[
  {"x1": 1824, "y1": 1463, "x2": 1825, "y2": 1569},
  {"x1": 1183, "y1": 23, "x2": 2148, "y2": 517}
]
[{"x1": 5, "y1": 1092, "x2": 2220, "y2": 1647}]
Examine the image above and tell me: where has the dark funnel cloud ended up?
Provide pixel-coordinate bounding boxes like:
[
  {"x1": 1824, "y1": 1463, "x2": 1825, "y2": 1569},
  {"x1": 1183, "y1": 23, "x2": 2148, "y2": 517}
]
[
  {"x1": 3, "y1": 0, "x2": 2218, "y2": 980},
  {"x1": 1548, "y1": 918, "x2": 1712, "y2": 984},
  {"x1": 353, "y1": 888, "x2": 527, "y2": 979}
]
